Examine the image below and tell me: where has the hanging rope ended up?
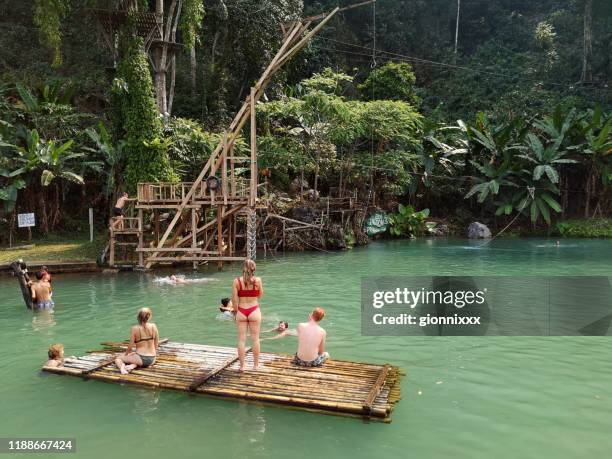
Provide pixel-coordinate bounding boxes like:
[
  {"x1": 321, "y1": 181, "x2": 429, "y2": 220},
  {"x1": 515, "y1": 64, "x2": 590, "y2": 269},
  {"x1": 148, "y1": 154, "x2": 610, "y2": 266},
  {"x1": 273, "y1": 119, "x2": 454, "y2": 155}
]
[
  {"x1": 477, "y1": 186, "x2": 535, "y2": 247},
  {"x1": 367, "y1": 0, "x2": 377, "y2": 206}
]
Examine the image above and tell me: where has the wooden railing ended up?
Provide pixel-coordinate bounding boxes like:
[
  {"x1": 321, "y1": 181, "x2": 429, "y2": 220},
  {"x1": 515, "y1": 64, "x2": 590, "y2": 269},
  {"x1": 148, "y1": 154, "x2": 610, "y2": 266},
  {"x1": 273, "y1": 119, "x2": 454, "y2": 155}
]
[
  {"x1": 138, "y1": 178, "x2": 251, "y2": 203},
  {"x1": 110, "y1": 217, "x2": 141, "y2": 232}
]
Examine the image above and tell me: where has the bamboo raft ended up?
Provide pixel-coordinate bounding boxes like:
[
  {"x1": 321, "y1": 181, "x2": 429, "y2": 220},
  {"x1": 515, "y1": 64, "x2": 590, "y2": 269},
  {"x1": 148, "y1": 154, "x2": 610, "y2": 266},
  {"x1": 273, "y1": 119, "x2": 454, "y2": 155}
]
[{"x1": 42, "y1": 340, "x2": 402, "y2": 422}]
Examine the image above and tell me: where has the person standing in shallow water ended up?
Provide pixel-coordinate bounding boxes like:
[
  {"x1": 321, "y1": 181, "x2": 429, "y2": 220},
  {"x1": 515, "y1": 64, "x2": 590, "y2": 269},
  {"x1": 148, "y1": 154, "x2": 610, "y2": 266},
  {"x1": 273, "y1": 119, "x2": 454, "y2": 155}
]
[
  {"x1": 232, "y1": 259, "x2": 264, "y2": 371},
  {"x1": 115, "y1": 307, "x2": 159, "y2": 374}
]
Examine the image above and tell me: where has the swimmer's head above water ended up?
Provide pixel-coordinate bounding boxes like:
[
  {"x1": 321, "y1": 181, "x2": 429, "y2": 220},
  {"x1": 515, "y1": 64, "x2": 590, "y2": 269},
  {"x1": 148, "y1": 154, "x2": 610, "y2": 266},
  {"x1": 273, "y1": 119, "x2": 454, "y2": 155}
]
[{"x1": 277, "y1": 321, "x2": 289, "y2": 332}]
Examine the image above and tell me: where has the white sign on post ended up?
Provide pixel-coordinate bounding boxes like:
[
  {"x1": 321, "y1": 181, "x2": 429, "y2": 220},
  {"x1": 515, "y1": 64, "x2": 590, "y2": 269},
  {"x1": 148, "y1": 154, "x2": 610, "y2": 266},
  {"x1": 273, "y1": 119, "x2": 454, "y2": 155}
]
[{"x1": 18, "y1": 213, "x2": 35, "y2": 228}]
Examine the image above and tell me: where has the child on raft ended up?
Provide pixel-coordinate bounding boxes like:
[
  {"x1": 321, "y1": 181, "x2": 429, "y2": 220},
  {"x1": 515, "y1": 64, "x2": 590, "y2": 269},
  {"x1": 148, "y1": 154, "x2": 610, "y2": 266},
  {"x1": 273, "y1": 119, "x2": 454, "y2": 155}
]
[{"x1": 45, "y1": 344, "x2": 74, "y2": 367}]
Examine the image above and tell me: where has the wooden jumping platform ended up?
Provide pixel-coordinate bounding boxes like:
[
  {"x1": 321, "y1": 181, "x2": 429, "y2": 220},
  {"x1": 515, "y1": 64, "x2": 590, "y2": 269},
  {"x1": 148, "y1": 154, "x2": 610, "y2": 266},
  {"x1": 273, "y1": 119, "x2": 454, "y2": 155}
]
[{"x1": 42, "y1": 340, "x2": 402, "y2": 422}]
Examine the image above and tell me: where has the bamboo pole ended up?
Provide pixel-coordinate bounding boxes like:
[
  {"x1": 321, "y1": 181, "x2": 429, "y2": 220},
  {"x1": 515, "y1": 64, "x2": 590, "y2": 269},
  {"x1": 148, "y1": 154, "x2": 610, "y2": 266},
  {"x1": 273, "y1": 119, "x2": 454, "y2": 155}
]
[{"x1": 250, "y1": 87, "x2": 257, "y2": 207}]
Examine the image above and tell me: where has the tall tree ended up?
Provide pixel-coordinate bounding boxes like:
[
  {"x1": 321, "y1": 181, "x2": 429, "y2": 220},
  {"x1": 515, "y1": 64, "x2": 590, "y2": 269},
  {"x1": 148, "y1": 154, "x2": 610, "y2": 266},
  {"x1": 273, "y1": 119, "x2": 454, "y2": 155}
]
[{"x1": 581, "y1": 0, "x2": 593, "y2": 83}]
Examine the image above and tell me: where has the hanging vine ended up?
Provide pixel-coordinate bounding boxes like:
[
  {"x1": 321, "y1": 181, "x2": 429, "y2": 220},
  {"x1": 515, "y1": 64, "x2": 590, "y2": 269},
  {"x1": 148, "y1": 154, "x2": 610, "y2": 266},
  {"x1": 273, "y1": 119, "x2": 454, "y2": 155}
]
[
  {"x1": 179, "y1": 0, "x2": 205, "y2": 50},
  {"x1": 33, "y1": 0, "x2": 70, "y2": 67}
]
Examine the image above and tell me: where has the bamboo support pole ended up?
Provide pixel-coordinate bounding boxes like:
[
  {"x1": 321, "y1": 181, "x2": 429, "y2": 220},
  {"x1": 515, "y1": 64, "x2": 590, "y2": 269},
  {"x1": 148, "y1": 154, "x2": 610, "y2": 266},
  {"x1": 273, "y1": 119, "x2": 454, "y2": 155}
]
[{"x1": 250, "y1": 87, "x2": 257, "y2": 207}]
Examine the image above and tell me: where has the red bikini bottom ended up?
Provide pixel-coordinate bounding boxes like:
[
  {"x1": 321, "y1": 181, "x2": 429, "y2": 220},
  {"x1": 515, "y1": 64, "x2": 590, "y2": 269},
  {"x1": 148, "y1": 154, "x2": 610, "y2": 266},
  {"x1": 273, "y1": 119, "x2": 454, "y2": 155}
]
[{"x1": 238, "y1": 304, "x2": 259, "y2": 318}]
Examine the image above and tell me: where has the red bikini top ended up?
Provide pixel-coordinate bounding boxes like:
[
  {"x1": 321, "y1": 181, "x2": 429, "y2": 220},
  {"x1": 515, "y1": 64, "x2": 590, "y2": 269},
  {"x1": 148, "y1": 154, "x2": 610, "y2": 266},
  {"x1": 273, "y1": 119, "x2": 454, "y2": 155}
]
[{"x1": 236, "y1": 277, "x2": 261, "y2": 297}]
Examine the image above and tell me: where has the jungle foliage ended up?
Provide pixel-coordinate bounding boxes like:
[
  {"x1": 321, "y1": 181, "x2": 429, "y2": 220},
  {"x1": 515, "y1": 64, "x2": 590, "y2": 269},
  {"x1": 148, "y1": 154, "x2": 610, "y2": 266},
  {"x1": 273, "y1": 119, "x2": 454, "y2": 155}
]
[{"x1": 0, "y1": 0, "x2": 611, "y2": 243}]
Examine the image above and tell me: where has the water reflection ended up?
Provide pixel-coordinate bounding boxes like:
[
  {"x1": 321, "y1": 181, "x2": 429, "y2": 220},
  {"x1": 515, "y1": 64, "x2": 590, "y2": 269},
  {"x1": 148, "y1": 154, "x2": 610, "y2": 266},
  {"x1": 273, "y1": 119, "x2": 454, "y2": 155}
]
[
  {"x1": 227, "y1": 402, "x2": 267, "y2": 458},
  {"x1": 132, "y1": 388, "x2": 161, "y2": 421},
  {"x1": 31, "y1": 310, "x2": 57, "y2": 331}
]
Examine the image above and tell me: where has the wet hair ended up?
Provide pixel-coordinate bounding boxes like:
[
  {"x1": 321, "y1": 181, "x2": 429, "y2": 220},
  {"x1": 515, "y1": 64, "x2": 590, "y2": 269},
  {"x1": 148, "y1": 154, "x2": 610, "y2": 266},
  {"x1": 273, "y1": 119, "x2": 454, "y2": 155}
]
[
  {"x1": 279, "y1": 321, "x2": 289, "y2": 328},
  {"x1": 48, "y1": 343, "x2": 64, "y2": 359},
  {"x1": 242, "y1": 259, "x2": 256, "y2": 288},
  {"x1": 137, "y1": 307, "x2": 152, "y2": 325},
  {"x1": 221, "y1": 298, "x2": 231, "y2": 307},
  {"x1": 311, "y1": 307, "x2": 325, "y2": 322},
  {"x1": 36, "y1": 270, "x2": 45, "y2": 280}
]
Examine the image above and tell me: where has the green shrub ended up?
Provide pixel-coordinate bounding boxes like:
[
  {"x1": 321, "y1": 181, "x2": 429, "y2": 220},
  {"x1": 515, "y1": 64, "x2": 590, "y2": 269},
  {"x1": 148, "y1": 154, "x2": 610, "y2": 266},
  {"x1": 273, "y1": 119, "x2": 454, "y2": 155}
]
[
  {"x1": 556, "y1": 219, "x2": 612, "y2": 238},
  {"x1": 112, "y1": 38, "x2": 176, "y2": 192}
]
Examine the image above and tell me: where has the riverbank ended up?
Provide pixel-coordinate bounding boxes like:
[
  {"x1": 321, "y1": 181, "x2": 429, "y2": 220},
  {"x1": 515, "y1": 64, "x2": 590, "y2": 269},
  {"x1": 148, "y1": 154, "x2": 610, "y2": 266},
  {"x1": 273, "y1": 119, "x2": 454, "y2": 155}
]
[
  {"x1": 0, "y1": 232, "x2": 104, "y2": 265},
  {"x1": 1, "y1": 218, "x2": 609, "y2": 271}
]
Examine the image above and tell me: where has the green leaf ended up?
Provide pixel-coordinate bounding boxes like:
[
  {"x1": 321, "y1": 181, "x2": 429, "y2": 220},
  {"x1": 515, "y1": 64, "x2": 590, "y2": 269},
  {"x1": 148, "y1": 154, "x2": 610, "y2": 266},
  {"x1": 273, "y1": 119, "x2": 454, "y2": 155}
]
[
  {"x1": 41, "y1": 169, "x2": 55, "y2": 186},
  {"x1": 543, "y1": 165, "x2": 559, "y2": 183},
  {"x1": 540, "y1": 193, "x2": 561, "y2": 212},
  {"x1": 536, "y1": 198, "x2": 551, "y2": 225},
  {"x1": 533, "y1": 165, "x2": 545, "y2": 181},
  {"x1": 59, "y1": 171, "x2": 84, "y2": 184},
  {"x1": 465, "y1": 182, "x2": 486, "y2": 199},
  {"x1": 16, "y1": 83, "x2": 38, "y2": 112}
]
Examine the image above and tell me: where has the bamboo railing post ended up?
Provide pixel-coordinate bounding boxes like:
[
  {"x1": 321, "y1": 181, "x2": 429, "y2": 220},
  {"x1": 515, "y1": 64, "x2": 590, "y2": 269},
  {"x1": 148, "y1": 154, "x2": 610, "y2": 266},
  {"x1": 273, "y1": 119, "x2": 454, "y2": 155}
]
[
  {"x1": 191, "y1": 207, "x2": 197, "y2": 270},
  {"x1": 109, "y1": 227, "x2": 115, "y2": 267},
  {"x1": 222, "y1": 132, "x2": 228, "y2": 206},
  {"x1": 137, "y1": 208, "x2": 144, "y2": 268},
  {"x1": 217, "y1": 204, "x2": 223, "y2": 270},
  {"x1": 154, "y1": 209, "x2": 160, "y2": 245}
]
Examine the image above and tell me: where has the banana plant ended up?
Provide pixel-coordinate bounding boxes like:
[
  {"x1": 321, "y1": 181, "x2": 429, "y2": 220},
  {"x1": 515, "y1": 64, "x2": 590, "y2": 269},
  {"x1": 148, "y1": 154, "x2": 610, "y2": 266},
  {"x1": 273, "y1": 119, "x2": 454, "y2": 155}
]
[
  {"x1": 84, "y1": 122, "x2": 125, "y2": 197},
  {"x1": 518, "y1": 132, "x2": 577, "y2": 184},
  {"x1": 494, "y1": 176, "x2": 561, "y2": 225},
  {"x1": 464, "y1": 113, "x2": 526, "y2": 162},
  {"x1": 14, "y1": 128, "x2": 86, "y2": 186},
  {"x1": 0, "y1": 171, "x2": 26, "y2": 213},
  {"x1": 464, "y1": 156, "x2": 518, "y2": 203}
]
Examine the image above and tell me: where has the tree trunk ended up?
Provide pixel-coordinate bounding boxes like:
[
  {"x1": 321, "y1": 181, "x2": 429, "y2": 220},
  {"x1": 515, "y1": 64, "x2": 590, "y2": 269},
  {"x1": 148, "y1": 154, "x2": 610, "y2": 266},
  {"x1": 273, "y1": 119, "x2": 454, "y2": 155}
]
[
  {"x1": 454, "y1": 0, "x2": 460, "y2": 56},
  {"x1": 190, "y1": 45, "x2": 197, "y2": 98},
  {"x1": 168, "y1": 55, "x2": 176, "y2": 115},
  {"x1": 584, "y1": 167, "x2": 592, "y2": 217},
  {"x1": 581, "y1": 0, "x2": 593, "y2": 83}
]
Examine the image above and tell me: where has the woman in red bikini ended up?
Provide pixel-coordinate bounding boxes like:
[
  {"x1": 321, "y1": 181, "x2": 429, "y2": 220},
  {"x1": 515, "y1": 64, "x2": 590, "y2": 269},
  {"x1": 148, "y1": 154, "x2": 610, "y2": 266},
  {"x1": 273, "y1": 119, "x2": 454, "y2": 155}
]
[{"x1": 231, "y1": 259, "x2": 264, "y2": 371}]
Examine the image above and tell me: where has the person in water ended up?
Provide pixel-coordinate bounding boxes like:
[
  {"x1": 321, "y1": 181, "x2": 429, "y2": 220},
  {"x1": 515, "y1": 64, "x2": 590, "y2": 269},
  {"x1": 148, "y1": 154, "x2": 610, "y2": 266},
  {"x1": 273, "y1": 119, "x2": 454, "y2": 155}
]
[
  {"x1": 231, "y1": 259, "x2": 264, "y2": 371},
  {"x1": 114, "y1": 307, "x2": 159, "y2": 374},
  {"x1": 169, "y1": 275, "x2": 186, "y2": 284},
  {"x1": 261, "y1": 321, "x2": 295, "y2": 340},
  {"x1": 31, "y1": 270, "x2": 54, "y2": 310},
  {"x1": 112, "y1": 191, "x2": 129, "y2": 230},
  {"x1": 292, "y1": 307, "x2": 329, "y2": 367},
  {"x1": 219, "y1": 297, "x2": 235, "y2": 316},
  {"x1": 45, "y1": 343, "x2": 65, "y2": 367}
]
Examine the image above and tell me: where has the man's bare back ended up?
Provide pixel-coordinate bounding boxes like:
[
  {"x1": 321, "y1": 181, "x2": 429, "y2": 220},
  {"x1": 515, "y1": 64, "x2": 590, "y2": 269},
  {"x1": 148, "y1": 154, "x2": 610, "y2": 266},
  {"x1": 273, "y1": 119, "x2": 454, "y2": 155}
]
[
  {"x1": 31, "y1": 281, "x2": 52, "y2": 302},
  {"x1": 296, "y1": 320, "x2": 326, "y2": 361},
  {"x1": 114, "y1": 194, "x2": 129, "y2": 209}
]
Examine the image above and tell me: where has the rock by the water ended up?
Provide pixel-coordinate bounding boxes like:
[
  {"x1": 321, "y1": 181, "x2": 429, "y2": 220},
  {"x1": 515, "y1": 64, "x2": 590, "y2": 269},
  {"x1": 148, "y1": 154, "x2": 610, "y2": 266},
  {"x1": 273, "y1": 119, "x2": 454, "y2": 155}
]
[
  {"x1": 434, "y1": 224, "x2": 449, "y2": 237},
  {"x1": 468, "y1": 222, "x2": 492, "y2": 239}
]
